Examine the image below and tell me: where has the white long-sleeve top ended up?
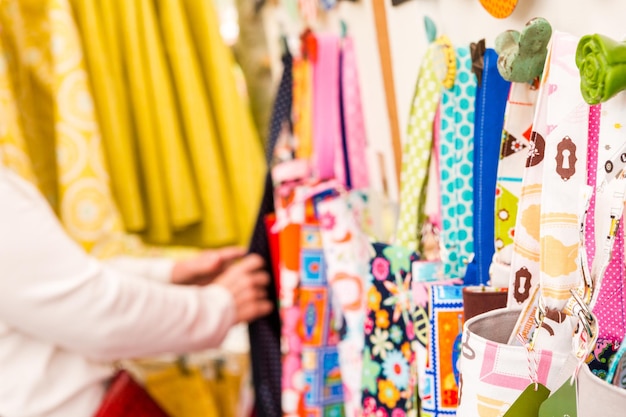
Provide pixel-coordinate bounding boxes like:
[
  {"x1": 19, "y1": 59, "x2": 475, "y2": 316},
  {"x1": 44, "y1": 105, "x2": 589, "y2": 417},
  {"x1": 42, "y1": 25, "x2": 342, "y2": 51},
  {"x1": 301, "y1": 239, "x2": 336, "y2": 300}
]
[{"x1": 0, "y1": 167, "x2": 236, "y2": 417}]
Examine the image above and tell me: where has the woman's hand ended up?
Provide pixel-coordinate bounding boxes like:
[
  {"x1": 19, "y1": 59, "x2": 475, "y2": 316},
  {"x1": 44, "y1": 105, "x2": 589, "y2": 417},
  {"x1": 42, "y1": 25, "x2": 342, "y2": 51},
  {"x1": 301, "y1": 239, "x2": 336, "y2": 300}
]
[
  {"x1": 212, "y1": 254, "x2": 274, "y2": 323},
  {"x1": 170, "y1": 247, "x2": 246, "y2": 286}
]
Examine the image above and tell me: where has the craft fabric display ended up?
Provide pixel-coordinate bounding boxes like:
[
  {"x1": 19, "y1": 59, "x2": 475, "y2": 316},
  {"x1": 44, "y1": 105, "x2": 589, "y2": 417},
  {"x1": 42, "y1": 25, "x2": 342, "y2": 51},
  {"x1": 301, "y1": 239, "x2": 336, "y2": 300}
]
[
  {"x1": 438, "y1": 46, "x2": 476, "y2": 280},
  {"x1": 317, "y1": 194, "x2": 372, "y2": 417},
  {"x1": 362, "y1": 243, "x2": 419, "y2": 417}
]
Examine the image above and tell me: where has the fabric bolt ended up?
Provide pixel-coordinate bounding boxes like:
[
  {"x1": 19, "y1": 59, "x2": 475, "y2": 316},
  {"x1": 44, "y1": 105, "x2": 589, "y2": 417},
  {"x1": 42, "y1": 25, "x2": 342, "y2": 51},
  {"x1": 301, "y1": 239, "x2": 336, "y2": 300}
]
[
  {"x1": 420, "y1": 285, "x2": 464, "y2": 417},
  {"x1": 341, "y1": 36, "x2": 370, "y2": 190},
  {"x1": 133, "y1": 0, "x2": 202, "y2": 234},
  {"x1": 464, "y1": 48, "x2": 510, "y2": 286},
  {"x1": 492, "y1": 82, "x2": 538, "y2": 289},
  {"x1": 362, "y1": 243, "x2": 419, "y2": 416},
  {"x1": 438, "y1": 46, "x2": 477, "y2": 280},
  {"x1": 71, "y1": 0, "x2": 145, "y2": 233},
  {"x1": 396, "y1": 40, "x2": 446, "y2": 253},
  {"x1": 160, "y1": 0, "x2": 236, "y2": 239},
  {"x1": 317, "y1": 194, "x2": 372, "y2": 417},
  {"x1": 312, "y1": 34, "x2": 341, "y2": 181},
  {"x1": 247, "y1": 52, "x2": 293, "y2": 417},
  {"x1": 116, "y1": 0, "x2": 189, "y2": 244},
  {"x1": 49, "y1": 0, "x2": 147, "y2": 256},
  {"x1": 183, "y1": 0, "x2": 266, "y2": 248}
]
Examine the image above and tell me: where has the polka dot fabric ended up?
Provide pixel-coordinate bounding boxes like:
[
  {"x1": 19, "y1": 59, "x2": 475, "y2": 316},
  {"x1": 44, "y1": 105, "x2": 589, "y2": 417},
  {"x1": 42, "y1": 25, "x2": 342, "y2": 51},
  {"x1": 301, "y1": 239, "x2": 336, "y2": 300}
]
[
  {"x1": 589, "y1": 98, "x2": 626, "y2": 345},
  {"x1": 438, "y1": 47, "x2": 476, "y2": 279},
  {"x1": 396, "y1": 44, "x2": 443, "y2": 252}
]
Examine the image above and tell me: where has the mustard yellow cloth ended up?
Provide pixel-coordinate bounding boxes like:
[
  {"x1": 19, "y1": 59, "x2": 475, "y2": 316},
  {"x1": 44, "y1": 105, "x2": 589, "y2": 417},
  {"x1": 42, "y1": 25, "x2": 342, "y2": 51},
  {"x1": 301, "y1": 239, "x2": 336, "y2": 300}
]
[
  {"x1": 182, "y1": 0, "x2": 266, "y2": 247},
  {"x1": 157, "y1": 0, "x2": 239, "y2": 247},
  {"x1": 70, "y1": 0, "x2": 146, "y2": 233}
]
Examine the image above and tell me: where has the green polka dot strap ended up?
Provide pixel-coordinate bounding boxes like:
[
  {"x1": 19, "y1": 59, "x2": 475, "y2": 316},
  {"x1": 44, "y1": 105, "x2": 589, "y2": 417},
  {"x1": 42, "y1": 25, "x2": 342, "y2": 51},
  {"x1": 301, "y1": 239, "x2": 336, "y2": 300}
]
[{"x1": 395, "y1": 39, "x2": 451, "y2": 253}]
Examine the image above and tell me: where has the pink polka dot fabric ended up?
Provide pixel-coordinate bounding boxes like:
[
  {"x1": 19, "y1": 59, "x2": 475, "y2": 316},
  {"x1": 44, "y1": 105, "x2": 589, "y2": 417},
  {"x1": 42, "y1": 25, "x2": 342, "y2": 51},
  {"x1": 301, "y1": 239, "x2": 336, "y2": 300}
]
[{"x1": 588, "y1": 104, "x2": 626, "y2": 342}]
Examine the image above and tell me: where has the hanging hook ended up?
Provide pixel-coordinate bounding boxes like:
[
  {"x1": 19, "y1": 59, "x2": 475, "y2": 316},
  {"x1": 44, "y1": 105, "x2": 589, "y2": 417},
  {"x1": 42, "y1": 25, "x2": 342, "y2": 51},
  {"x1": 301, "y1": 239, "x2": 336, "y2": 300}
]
[
  {"x1": 495, "y1": 17, "x2": 552, "y2": 83},
  {"x1": 424, "y1": 15, "x2": 437, "y2": 44},
  {"x1": 340, "y1": 19, "x2": 348, "y2": 39}
]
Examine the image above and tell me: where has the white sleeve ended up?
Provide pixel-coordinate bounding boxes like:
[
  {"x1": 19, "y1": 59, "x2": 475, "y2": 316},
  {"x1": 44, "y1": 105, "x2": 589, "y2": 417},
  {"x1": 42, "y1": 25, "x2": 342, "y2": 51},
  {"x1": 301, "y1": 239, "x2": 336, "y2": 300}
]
[
  {"x1": 104, "y1": 256, "x2": 175, "y2": 284},
  {"x1": 0, "y1": 170, "x2": 235, "y2": 362}
]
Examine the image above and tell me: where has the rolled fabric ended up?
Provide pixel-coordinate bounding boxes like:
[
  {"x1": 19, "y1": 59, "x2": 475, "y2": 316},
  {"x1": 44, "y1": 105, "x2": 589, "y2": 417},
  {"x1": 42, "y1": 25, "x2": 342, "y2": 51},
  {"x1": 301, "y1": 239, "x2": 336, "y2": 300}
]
[{"x1": 576, "y1": 34, "x2": 626, "y2": 104}]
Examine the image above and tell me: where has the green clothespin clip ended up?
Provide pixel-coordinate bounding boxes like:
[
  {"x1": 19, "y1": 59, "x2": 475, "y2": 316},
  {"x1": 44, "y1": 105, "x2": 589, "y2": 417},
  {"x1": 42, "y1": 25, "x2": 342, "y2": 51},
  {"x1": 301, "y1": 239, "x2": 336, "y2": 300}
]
[
  {"x1": 424, "y1": 16, "x2": 437, "y2": 44},
  {"x1": 495, "y1": 17, "x2": 552, "y2": 83},
  {"x1": 340, "y1": 19, "x2": 348, "y2": 39}
]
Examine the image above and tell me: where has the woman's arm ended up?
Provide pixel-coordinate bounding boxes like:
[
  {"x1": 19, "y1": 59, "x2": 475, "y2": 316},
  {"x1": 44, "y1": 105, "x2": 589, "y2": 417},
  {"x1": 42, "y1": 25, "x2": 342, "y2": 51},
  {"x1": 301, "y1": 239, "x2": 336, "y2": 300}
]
[{"x1": 0, "y1": 171, "x2": 239, "y2": 362}]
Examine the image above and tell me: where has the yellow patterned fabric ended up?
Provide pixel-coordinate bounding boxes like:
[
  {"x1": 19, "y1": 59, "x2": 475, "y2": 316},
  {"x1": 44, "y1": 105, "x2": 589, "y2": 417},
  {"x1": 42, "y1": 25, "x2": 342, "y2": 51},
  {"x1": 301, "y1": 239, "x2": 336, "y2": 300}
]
[
  {"x1": 0, "y1": 0, "x2": 264, "y2": 252},
  {"x1": 0, "y1": 0, "x2": 59, "y2": 211},
  {"x1": 0, "y1": 32, "x2": 38, "y2": 187},
  {"x1": 70, "y1": 0, "x2": 146, "y2": 233}
]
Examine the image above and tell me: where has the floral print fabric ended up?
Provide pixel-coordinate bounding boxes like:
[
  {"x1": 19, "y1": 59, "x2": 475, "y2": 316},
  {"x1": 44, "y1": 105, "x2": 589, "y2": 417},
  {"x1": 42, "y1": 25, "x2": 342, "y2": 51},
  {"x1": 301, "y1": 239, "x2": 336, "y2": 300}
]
[{"x1": 362, "y1": 243, "x2": 419, "y2": 417}]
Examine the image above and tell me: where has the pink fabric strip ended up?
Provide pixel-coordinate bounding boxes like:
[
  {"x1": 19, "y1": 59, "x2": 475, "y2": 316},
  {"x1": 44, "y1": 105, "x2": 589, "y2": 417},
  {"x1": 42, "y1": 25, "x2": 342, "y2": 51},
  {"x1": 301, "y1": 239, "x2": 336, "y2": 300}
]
[
  {"x1": 341, "y1": 37, "x2": 370, "y2": 189},
  {"x1": 589, "y1": 103, "x2": 626, "y2": 341},
  {"x1": 313, "y1": 34, "x2": 341, "y2": 181},
  {"x1": 584, "y1": 104, "x2": 600, "y2": 267}
]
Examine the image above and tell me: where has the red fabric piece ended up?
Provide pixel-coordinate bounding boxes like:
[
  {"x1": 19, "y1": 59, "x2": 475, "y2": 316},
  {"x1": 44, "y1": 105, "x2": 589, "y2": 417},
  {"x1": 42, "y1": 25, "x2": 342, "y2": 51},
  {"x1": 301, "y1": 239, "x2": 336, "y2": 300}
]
[{"x1": 94, "y1": 370, "x2": 170, "y2": 417}]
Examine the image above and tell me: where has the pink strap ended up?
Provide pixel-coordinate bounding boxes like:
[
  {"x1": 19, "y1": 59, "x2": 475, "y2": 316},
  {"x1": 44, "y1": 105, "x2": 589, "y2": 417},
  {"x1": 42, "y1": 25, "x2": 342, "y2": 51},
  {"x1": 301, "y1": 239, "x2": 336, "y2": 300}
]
[
  {"x1": 341, "y1": 37, "x2": 370, "y2": 189},
  {"x1": 313, "y1": 34, "x2": 341, "y2": 181},
  {"x1": 584, "y1": 104, "x2": 600, "y2": 266},
  {"x1": 588, "y1": 103, "x2": 626, "y2": 341}
]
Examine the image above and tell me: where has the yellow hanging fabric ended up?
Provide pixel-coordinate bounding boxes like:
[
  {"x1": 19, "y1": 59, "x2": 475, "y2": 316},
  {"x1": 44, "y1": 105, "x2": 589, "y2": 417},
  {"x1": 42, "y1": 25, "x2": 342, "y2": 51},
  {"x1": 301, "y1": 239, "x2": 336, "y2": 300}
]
[
  {"x1": 46, "y1": 0, "x2": 136, "y2": 254},
  {"x1": 144, "y1": 366, "x2": 220, "y2": 417},
  {"x1": 69, "y1": 0, "x2": 146, "y2": 233},
  {"x1": 134, "y1": 0, "x2": 203, "y2": 235},
  {"x1": 112, "y1": 0, "x2": 172, "y2": 244},
  {"x1": 157, "y1": 0, "x2": 238, "y2": 248},
  {"x1": 0, "y1": 0, "x2": 59, "y2": 210},
  {"x1": 0, "y1": 33, "x2": 38, "y2": 186},
  {"x1": 293, "y1": 58, "x2": 313, "y2": 159},
  {"x1": 182, "y1": 0, "x2": 266, "y2": 247}
]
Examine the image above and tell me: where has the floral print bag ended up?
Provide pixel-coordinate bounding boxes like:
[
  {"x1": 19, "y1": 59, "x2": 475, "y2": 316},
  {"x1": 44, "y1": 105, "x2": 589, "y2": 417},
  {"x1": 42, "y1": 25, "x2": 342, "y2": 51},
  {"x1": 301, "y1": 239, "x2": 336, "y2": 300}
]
[{"x1": 362, "y1": 243, "x2": 420, "y2": 417}]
